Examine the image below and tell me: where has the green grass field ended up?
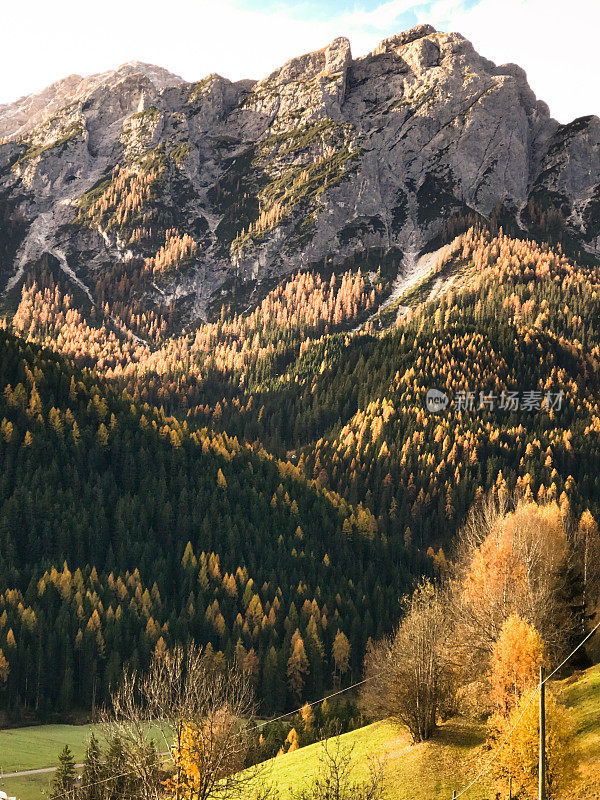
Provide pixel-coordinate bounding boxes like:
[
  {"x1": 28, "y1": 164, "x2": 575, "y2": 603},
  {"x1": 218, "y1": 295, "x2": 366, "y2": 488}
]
[
  {"x1": 252, "y1": 718, "x2": 492, "y2": 800},
  {"x1": 2, "y1": 665, "x2": 599, "y2": 800},
  {"x1": 0, "y1": 723, "x2": 101, "y2": 773},
  {"x1": 0, "y1": 722, "x2": 168, "y2": 800},
  {"x1": 559, "y1": 664, "x2": 600, "y2": 800},
  {"x1": 0, "y1": 723, "x2": 101, "y2": 799},
  {"x1": 254, "y1": 664, "x2": 600, "y2": 800}
]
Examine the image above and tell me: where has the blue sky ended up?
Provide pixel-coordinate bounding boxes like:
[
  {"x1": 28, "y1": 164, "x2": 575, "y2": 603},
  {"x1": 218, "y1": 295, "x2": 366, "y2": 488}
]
[
  {"x1": 238, "y1": 0, "x2": 480, "y2": 23},
  {"x1": 1, "y1": 0, "x2": 598, "y2": 123}
]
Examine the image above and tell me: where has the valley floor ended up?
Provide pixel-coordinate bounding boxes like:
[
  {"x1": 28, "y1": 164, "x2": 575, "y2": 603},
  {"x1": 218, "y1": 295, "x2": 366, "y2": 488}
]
[
  {"x1": 1, "y1": 665, "x2": 599, "y2": 800},
  {"x1": 0, "y1": 723, "x2": 99, "y2": 799}
]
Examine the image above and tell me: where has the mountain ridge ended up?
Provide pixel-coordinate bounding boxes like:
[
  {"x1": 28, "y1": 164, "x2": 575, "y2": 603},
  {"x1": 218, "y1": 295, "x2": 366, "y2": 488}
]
[
  {"x1": 0, "y1": 62, "x2": 185, "y2": 141},
  {"x1": 1, "y1": 24, "x2": 599, "y2": 332}
]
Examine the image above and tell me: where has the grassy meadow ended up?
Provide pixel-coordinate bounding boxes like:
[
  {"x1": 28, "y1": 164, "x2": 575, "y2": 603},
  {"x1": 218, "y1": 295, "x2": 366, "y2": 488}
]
[{"x1": 1, "y1": 664, "x2": 599, "y2": 800}]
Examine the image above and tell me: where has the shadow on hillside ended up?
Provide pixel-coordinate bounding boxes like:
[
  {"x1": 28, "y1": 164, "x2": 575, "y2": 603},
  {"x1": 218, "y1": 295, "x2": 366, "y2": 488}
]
[{"x1": 430, "y1": 720, "x2": 486, "y2": 752}]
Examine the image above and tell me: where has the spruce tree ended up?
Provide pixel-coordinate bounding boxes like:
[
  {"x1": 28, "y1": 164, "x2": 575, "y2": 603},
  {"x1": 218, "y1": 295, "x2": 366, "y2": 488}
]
[
  {"x1": 79, "y1": 734, "x2": 105, "y2": 800},
  {"x1": 51, "y1": 745, "x2": 77, "y2": 799}
]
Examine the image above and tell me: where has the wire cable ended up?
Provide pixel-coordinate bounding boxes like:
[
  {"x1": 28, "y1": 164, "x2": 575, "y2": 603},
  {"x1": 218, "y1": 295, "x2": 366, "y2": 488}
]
[
  {"x1": 45, "y1": 617, "x2": 600, "y2": 799},
  {"x1": 453, "y1": 618, "x2": 600, "y2": 799},
  {"x1": 48, "y1": 671, "x2": 378, "y2": 798}
]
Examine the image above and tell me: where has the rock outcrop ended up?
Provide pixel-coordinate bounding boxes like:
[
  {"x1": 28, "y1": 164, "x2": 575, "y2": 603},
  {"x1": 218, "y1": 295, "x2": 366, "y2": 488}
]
[{"x1": 1, "y1": 26, "x2": 599, "y2": 325}]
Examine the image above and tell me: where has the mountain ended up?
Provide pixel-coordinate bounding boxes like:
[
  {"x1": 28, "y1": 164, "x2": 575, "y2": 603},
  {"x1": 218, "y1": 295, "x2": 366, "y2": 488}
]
[
  {"x1": 1, "y1": 24, "x2": 599, "y2": 332},
  {"x1": 0, "y1": 326, "x2": 420, "y2": 714},
  {"x1": 0, "y1": 62, "x2": 184, "y2": 141},
  {"x1": 2, "y1": 25, "x2": 600, "y2": 722}
]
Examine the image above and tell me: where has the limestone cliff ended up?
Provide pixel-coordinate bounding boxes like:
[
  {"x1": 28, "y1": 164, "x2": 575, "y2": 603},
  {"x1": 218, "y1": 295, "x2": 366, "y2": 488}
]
[{"x1": 1, "y1": 26, "x2": 598, "y2": 326}]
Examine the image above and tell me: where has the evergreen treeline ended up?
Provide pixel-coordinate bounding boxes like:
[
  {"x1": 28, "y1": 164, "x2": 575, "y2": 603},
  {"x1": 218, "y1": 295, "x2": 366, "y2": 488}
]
[{"x1": 0, "y1": 330, "x2": 421, "y2": 717}]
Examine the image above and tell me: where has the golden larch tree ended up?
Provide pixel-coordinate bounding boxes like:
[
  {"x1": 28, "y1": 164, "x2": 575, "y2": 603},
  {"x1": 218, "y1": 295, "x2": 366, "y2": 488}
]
[{"x1": 490, "y1": 614, "x2": 543, "y2": 714}]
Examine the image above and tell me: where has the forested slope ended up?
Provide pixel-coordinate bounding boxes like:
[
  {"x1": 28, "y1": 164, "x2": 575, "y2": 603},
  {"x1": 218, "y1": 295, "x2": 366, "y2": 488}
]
[
  {"x1": 206, "y1": 229, "x2": 600, "y2": 547},
  {"x1": 0, "y1": 330, "x2": 421, "y2": 717},
  {"x1": 3, "y1": 226, "x2": 600, "y2": 720}
]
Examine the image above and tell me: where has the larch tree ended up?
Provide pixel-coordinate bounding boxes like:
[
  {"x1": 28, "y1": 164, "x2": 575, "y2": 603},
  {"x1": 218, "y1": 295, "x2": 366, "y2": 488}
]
[
  {"x1": 332, "y1": 631, "x2": 351, "y2": 686},
  {"x1": 490, "y1": 614, "x2": 543, "y2": 715},
  {"x1": 576, "y1": 509, "x2": 600, "y2": 609},
  {"x1": 453, "y1": 498, "x2": 573, "y2": 676},
  {"x1": 488, "y1": 690, "x2": 573, "y2": 800},
  {"x1": 287, "y1": 631, "x2": 310, "y2": 699},
  {"x1": 0, "y1": 648, "x2": 8, "y2": 683}
]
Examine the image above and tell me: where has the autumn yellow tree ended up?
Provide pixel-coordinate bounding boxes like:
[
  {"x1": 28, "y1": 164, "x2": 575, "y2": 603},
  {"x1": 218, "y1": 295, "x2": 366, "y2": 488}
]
[
  {"x1": 576, "y1": 509, "x2": 600, "y2": 608},
  {"x1": 332, "y1": 630, "x2": 350, "y2": 686},
  {"x1": 217, "y1": 469, "x2": 227, "y2": 489},
  {"x1": 490, "y1": 614, "x2": 543, "y2": 714},
  {"x1": 0, "y1": 648, "x2": 9, "y2": 683},
  {"x1": 107, "y1": 644, "x2": 258, "y2": 800},
  {"x1": 488, "y1": 689, "x2": 573, "y2": 799},
  {"x1": 300, "y1": 702, "x2": 315, "y2": 736},
  {"x1": 171, "y1": 710, "x2": 248, "y2": 799},
  {"x1": 454, "y1": 498, "x2": 572, "y2": 677},
  {"x1": 277, "y1": 727, "x2": 300, "y2": 756},
  {"x1": 287, "y1": 630, "x2": 309, "y2": 698}
]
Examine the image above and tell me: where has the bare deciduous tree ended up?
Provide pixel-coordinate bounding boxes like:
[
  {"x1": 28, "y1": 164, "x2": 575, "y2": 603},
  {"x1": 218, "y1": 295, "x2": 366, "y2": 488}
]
[
  {"x1": 103, "y1": 669, "x2": 162, "y2": 800},
  {"x1": 104, "y1": 643, "x2": 260, "y2": 800},
  {"x1": 291, "y1": 736, "x2": 385, "y2": 800},
  {"x1": 361, "y1": 580, "x2": 454, "y2": 742}
]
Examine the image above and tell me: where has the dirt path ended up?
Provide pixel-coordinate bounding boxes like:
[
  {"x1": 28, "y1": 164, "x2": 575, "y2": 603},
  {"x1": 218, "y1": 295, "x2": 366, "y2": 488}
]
[{"x1": 1, "y1": 763, "x2": 83, "y2": 778}]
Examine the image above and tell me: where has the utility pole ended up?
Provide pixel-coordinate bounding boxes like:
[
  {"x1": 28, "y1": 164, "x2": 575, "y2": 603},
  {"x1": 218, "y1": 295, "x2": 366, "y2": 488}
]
[
  {"x1": 539, "y1": 666, "x2": 546, "y2": 800},
  {"x1": 508, "y1": 776, "x2": 512, "y2": 800}
]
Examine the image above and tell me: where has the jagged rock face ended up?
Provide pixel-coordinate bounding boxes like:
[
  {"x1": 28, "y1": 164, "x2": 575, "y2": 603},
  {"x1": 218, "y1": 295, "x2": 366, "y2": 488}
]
[
  {"x1": 0, "y1": 62, "x2": 184, "y2": 141},
  {"x1": 0, "y1": 27, "x2": 599, "y2": 325}
]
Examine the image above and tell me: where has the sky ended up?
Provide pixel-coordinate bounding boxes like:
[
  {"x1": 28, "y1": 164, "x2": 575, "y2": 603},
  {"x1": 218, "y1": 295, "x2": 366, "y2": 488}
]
[{"x1": 0, "y1": 0, "x2": 598, "y2": 123}]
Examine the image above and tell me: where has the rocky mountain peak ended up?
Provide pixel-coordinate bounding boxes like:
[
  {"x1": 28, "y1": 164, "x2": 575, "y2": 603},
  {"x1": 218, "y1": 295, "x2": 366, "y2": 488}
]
[
  {"x1": 372, "y1": 23, "x2": 437, "y2": 55},
  {"x1": 0, "y1": 62, "x2": 184, "y2": 142},
  {"x1": 110, "y1": 61, "x2": 184, "y2": 90},
  {"x1": 1, "y1": 26, "x2": 599, "y2": 329}
]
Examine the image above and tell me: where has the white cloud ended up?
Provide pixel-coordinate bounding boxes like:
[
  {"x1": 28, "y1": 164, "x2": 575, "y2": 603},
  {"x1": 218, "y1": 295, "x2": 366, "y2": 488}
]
[
  {"x1": 0, "y1": 0, "x2": 397, "y2": 104},
  {"x1": 333, "y1": 0, "x2": 429, "y2": 29},
  {"x1": 0, "y1": 0, "x2": 598, "y2": 123}
]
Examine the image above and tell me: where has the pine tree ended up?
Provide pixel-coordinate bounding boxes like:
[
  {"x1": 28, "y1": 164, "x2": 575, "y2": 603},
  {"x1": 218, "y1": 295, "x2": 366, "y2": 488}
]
[
  {"x1": 79, "y1": 734, "x2": 105, "y2": 800},
  {"x1": 51, "y1": 745, "x2": 77, "y2": 799}
]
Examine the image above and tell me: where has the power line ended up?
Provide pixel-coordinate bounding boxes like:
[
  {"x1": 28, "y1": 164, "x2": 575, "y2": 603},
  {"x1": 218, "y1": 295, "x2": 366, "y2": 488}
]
[
  {"x1": 40, "y1": 618, "x2": 600, "y2": 800},
  {"x1": 249, "y1": 675, "x2": 374, "y2": 734},
  {"x1": 49, "y1": 672, "x2": 378, "y2": 799},
  {"x1": 453, "y1": 618, "x2": 600, "y2": 799}
]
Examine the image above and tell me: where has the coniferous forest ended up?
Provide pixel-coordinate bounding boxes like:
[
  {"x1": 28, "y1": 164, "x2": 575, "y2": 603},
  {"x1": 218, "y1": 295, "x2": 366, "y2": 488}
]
[
  {"x1": 0, "y1": 328, "x2": 422, "y2": 717},
  {"x1": 2, "y1": 225, "x2": 600, "y2": 722}
]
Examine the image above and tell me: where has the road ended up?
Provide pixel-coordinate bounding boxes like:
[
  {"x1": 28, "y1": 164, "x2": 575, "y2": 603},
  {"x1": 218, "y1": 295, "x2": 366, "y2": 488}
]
[{"x1": 1, "y1": 764, "x2": 83, "y2": 779}]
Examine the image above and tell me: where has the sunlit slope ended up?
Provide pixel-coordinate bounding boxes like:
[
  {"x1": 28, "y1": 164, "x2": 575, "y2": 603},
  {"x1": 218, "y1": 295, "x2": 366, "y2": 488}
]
[{"x1": 252, "y1": 663, "x2": 600, "y2": 800}]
